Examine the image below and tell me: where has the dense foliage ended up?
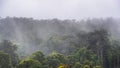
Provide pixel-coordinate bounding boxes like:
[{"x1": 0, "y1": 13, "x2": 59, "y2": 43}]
[
  {"x1": 17, "y1": 59, "x2": 42, "y2": 68},
  {"x1": 0, "y1": 17, "x2": 120, "y2": 68},
  {"x1": 0, "y1": 52, "x2": 12, "y2": 68}
]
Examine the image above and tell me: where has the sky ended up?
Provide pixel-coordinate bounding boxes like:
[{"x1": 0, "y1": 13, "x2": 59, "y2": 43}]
[{"x1": 0, "y1": 0, "x2": 120, "y2": 19}]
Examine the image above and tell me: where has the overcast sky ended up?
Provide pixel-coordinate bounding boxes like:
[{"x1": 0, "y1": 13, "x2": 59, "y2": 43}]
[{"x1": 0, "y1": 0, "x2": 120, "y2": 19}]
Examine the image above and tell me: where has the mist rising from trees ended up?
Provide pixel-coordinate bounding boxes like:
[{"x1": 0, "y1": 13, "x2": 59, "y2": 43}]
[
  {"x1": 0, "y1": 17, "x2": 120, "y2": 68},
  {"x1": 0, "y1": 17, "x2": 120, "y2": 55}
]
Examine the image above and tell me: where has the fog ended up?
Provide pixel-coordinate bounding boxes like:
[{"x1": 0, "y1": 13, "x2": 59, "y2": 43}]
[
  {"x1": 0, "y1": 17, "x2": 119, "y2": 56},
  {"x1": 0, "y1": 0, "x2": 120, "y2": 56},
  {"x1": 0, "y1": 1, "x2": 120, "y2": 68},
  {"x1": 0, "y1": 0, "x2": 120, "y2": 19}
]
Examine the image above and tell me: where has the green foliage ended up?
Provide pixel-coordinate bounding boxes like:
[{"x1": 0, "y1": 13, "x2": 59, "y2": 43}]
[
  {"x1": 83, "y1": 65, "x2": 90, "y2": 68},
  {"x1": 0, "y1": 51, "x2": 12, "y2": 68},
  {"x1": 30, "y1": 51, "x2": 45, "y2": 63},
  {"x1": 0, "y1": 20, "x2": 120, "y2": 68},
  {"x1": 75, "y1": 47, "x2": 97, "y2": 65},
  {"x1": 17, "y1": 59, "x2": 42, "y2": 68},
  {"x1": 47, "y1": 58, "x2": 60, "y2": 68},
  {"x1": 48, "y1": 52, "x2": 67, "y2": 63},
  {"x1": 0, "y1": 40, "x2": 19, "y2": 66},
  {"x1": 83, "y1": 60, "x2": 91, "y2": 66},
  {"x1": 72, "y1": 62, "x2": 82, "y2": 68},
  {"x1": 30, "y1": 51, "x2": 48, "y2": 68},
  {"x1": 66, "y1": 55, "x2": 76, "y2": 64},
  {"x1": 93, "y1": 66, "x2": 102, "y2": 68},
  {"x1": 0, "y1": 40, "x2": 17, "y2": 53},
  {"x1": 47, "y1": 52, "x2": 67, "y2": 68},
  {"x1": 46, "y1": 35, "x2": 77, "y2": 55},
  {"x1": 58, "y1": 65, "x2": 64, "y2": 68}
]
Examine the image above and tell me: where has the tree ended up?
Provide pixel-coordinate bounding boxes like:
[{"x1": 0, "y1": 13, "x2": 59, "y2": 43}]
[
  {"x1": 83, "y1": 65, "x2": 90, "y2": 68},
  {"x1": 17, "y1": 59, "x2": 42, "y2": 68},
  {"x1": 0, "y1": 40, "x2": 19, "y2": 66},
  {"x1": 107, "y1": 40, "x2": 120, "y2": 68},
  {"x1": 93, "y1": 66, "x2": 102, "y2": 68},
  {"x1": 47, "y1": 52, "x2": 66, "y2": 68},
  {"x1": 0, "y1": 51, "x2": 12, "y2": 68},
  {"x1": 30, "y1": 51, "x2": 48, "y2": 68},
  {"x1": 73, "y1": 62, "x2": 82, "y2": 68},
  {"x1": 47, "y1": 59, "x2": 60, "y2": 68},
  {"x1": 30, "y1": 51, "x2": 45, "y2": 63},
  {"x1": 48, "y1": 52, "x2": 67, "y2": 63},
  {"x1": 87, "y1": 29, "x2": 110, "y2": 68},
  {"x1": 66, "y1": 55, "x2": 77, "y2": 65},
  {"x1": 75, "y1": 47, "x2": 97, "y2": 65}
]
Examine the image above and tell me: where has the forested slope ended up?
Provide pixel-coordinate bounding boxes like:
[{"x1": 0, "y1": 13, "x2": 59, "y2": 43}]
[{"x1": 0, "y1": 17, "x2": 120, "y2": 68}]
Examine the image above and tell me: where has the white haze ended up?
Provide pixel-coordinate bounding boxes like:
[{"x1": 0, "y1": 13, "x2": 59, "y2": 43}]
[
  {"x1": 0, "y1": 0, "x2": 120, "y2": 19},
  {"x1": 0, "y1": 0, "x2": 120, "y2": 56}
]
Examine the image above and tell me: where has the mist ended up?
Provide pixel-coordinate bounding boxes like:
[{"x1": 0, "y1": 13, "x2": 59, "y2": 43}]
[
  {"x1": 0, "y1": 0, "x2": 120, "y2": 56},
  {"x1": 0, "y1": 0, "x2": 120, "y2": 19},
  {"x1": 0, "y1": 17, "x2": 119, "y2": 56},
  {"x1": 0, "y1": 0, "x2": 120, "y2": 57},
  {"x1": 1, "y1": 0, "x2": 120, "y2": 68}
]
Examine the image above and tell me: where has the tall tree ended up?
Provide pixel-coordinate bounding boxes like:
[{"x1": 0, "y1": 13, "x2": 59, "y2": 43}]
[
  {"x1": 87, "y1": 29, "x2": 110, "y2": 68},
  {"x1": 47, "y1": 52, "x2": 67, "y2": 68},
  {"x1": 0, "y1": 40, "x2": 19, "y2": 66},
  {"x1": 30, "y1": 51, "x2": 48, "y2": 68},
  {"x1": 0, "y1": 51, "x2": 12, "y2": 68}
]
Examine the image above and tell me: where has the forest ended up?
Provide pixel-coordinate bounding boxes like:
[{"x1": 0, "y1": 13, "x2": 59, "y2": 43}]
[{"x1": 0, "y1": 17, "x2": 120, "y2": 68}]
